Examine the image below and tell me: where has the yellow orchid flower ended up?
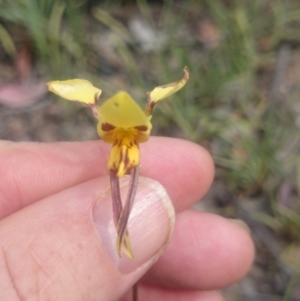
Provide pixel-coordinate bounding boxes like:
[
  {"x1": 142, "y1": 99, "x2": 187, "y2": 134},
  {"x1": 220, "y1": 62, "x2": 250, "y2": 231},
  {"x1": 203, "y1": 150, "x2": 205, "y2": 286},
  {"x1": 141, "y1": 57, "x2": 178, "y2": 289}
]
[{"x1": 47, "y1": 67, "x2": 189, "y2": 258}]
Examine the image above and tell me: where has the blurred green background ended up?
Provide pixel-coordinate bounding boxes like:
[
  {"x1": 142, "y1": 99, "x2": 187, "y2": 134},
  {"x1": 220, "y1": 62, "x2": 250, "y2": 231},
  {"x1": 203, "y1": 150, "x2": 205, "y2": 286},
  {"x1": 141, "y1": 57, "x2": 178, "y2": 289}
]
[{"x1": 1, "y1": 0, "x2": 300, "y2": 299}]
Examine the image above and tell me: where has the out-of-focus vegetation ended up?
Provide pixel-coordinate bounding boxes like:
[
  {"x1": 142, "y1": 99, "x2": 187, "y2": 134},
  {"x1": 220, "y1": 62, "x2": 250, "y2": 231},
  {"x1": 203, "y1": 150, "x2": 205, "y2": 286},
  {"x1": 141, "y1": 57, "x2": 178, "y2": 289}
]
[
  {"x1": 0, "y1": 0, "x2": 86, "y2": 76},
  {"x1": 2, "y1": 0, "x2": 300, "y2": 298}
]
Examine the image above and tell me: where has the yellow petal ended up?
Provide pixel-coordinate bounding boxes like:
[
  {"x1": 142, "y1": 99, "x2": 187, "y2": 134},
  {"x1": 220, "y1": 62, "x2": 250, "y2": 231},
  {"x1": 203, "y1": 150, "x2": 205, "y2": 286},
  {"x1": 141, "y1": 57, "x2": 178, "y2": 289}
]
[
  {"x1": 145, "y1": 66, "x2": 189, "y2": 116},
  {"x1": 47, "y1": 79, "x2": 102, "y2": 105},
  {"x1": 97, "y1": 91, "x2": 151, "y2": 144},
  {"x1": 98, "y1": 91, "x2": 151, "y2": 131}
]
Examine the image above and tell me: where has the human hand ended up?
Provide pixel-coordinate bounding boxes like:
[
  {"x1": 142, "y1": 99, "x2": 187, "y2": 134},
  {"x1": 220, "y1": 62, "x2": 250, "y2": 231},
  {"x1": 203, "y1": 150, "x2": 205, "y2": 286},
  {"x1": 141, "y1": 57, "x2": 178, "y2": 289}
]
[{"x1": 0, "y1": 137, "x2": 254, "y2": 301}]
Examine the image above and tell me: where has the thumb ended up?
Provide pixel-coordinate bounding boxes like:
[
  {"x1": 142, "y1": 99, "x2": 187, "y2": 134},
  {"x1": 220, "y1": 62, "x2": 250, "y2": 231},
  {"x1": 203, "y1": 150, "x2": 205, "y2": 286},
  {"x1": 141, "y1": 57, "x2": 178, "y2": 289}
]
[{"x1": 0, "y1": 176, "x2": 174, "y2": 301}]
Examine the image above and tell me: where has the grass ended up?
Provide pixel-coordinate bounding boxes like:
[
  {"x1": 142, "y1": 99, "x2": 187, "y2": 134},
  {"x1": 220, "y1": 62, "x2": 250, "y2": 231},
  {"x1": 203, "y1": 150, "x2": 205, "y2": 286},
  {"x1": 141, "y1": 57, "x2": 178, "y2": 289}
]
[
  {"x1": 2, "y1": 0, "x2": 300, "y2": 297},
  {"x1": 0, "y1": 0, "x2": 87, "y2": 76}
]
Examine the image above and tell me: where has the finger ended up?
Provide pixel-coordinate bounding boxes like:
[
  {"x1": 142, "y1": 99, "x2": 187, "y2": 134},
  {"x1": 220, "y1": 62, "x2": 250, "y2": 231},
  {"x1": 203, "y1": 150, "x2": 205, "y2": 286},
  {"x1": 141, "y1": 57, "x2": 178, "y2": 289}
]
[
  {"x1": 0, "y1": 140, "x2": 109, "y2": 218},
  {"x1": 122, "y1": 284, "x2": 224, "y2": 301},
  {"x1": 0, "y1": 177, "x2": 174, "y2": 301},
  {"x1": 141, "y1": 137, "x2": 214, "y2": 211},
  {"x1": 144, "y1": 210, "x2": 254, "y2": 290},
  {"x1": 0, "y1": 137, "x2": 213, "y2": 218}
]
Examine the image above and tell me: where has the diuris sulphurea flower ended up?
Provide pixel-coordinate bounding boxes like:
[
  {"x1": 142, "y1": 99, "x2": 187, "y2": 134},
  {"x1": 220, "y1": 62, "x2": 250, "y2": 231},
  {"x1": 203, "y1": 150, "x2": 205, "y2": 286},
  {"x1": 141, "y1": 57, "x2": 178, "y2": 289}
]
[{"x1": 47, "y1": 67, "x2": 189, "y2": 258}]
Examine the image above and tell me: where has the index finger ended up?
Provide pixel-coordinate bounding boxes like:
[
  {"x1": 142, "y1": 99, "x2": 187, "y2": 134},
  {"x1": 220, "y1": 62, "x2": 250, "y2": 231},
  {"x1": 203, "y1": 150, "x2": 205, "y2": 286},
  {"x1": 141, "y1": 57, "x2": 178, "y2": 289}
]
[{"x1": 0, "y1": 137, "x2": 214, "y2": 218}]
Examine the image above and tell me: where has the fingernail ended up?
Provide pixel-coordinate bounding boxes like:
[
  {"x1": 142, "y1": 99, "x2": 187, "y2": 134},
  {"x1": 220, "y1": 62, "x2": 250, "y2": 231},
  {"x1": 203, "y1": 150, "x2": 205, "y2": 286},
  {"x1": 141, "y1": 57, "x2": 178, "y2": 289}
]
[{"x1": 93, "y1": 177, "x2": 175, "y2": 274}]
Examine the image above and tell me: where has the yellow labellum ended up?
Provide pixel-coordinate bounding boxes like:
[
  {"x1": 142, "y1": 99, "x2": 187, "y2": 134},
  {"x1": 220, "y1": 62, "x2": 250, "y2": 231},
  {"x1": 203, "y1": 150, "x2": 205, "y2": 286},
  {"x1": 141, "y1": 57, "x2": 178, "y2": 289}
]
[{"x1": 107, "y1": 128, "x2": 140, "y2": 177}]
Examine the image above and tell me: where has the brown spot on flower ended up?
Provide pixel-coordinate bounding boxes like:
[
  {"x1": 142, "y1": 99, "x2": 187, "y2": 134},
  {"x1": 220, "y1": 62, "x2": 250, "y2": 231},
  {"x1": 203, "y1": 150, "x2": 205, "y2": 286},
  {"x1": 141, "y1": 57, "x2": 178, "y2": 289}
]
[
  {"x1": 94, "y1": 92, "x2": 99, "y2": 104},
  {"x1": 134, "y1": 125, "x2": 148, "y2": 131},
  {"x1": 101, "y1": 123, "x2": 116, "y2": 131}
]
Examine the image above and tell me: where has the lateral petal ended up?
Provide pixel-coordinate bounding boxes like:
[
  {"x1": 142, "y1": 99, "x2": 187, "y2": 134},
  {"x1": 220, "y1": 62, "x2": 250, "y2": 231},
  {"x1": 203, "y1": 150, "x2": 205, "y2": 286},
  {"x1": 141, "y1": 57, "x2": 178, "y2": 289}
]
[{"x1": 47, "y1": 79, "x2": 102, "y2": 105}]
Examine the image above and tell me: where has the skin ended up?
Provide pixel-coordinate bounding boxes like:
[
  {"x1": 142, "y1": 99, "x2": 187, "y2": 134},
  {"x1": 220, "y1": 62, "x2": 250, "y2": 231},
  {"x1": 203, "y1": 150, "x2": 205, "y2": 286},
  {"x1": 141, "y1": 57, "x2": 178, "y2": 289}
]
[{"x1": 0, "y1": 137, "x2": 254, "y2": 301}]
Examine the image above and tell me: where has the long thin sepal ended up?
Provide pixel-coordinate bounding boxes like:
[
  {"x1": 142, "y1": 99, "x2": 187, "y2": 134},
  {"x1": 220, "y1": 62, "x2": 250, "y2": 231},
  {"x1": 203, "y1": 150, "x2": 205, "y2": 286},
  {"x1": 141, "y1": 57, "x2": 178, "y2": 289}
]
[
  {"x1": 110, "y1": 170, "x2": 122, "y2": 226},
  {"x1": 110, "y1": 171, "x2": 134, "y2": 258},
  {"x1": 116, "y1": 165, "x2": 139, "y2": 258}
]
